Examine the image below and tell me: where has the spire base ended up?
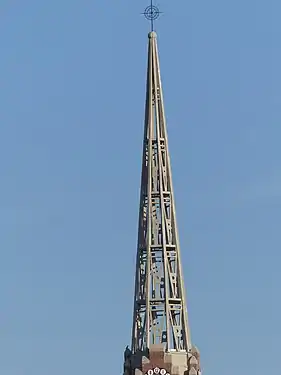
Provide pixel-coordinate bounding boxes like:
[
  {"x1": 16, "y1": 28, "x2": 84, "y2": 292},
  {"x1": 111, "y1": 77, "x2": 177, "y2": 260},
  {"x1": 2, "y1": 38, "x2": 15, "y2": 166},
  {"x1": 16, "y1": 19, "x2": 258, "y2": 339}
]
[{"x1": 124, "y1": 345, "x2": 201, "y2": 375}]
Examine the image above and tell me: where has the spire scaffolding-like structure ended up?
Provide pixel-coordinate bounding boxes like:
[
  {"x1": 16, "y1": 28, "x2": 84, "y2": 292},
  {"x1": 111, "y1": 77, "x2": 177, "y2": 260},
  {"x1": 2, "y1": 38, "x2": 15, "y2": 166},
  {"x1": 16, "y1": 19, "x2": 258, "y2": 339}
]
[{"x1": 123, "y1": 31, "x2": 201, "y2": 375}]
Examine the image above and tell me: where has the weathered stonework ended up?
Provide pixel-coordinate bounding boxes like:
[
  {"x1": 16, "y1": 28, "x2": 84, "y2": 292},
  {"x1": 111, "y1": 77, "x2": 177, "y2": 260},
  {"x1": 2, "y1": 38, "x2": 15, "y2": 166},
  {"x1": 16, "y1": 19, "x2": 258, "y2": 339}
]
[{"x1": 124, "y1": 345, "x2": 201, "y2": 375}]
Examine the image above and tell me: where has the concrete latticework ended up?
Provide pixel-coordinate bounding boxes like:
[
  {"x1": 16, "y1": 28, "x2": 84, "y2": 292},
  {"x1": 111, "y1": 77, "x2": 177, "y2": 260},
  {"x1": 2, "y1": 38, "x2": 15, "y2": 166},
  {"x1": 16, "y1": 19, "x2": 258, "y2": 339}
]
[{"x1": 123, "y1": 31, "x2": 201, "y2": 375}]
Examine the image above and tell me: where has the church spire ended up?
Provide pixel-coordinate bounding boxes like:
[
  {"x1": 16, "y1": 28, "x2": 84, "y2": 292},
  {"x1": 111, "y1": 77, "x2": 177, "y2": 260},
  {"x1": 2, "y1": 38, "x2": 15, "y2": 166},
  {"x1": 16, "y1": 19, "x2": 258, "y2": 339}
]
[
  {"x1": 123, "y1": 31, "x2": 201, "y2": 375},
  {"x1": 132, "y1": 31, "x2": 191, "y2": 352}
]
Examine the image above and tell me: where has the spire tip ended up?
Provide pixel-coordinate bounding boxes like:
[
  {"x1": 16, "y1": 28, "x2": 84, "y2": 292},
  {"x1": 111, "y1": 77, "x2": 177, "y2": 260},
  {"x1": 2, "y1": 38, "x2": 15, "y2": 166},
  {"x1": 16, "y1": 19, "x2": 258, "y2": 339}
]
[{"x1": 148, "y1": 31, "x2": 157, "y2": 39}]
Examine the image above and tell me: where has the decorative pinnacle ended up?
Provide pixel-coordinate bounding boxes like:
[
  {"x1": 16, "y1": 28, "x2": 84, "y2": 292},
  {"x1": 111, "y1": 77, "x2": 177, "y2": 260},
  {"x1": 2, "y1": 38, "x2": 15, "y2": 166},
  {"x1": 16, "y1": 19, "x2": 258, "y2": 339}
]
[{"x1": 142, "y1": 0, "x2": 162, "y2": 31}]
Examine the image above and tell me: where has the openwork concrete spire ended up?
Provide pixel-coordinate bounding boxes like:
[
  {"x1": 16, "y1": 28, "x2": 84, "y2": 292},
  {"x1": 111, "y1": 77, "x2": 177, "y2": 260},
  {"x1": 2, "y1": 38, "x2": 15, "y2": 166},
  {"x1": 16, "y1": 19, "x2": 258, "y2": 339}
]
[{"x1": 123, "y1": 32, "x2": 201, "y2": 375}]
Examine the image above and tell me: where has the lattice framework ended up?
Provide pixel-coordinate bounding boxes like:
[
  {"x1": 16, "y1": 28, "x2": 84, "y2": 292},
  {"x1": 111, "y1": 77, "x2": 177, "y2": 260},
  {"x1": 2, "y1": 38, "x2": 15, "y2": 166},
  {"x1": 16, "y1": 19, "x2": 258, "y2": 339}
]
[{"x1": 131, "y1": 32, "x2": 191, "y2": 354}]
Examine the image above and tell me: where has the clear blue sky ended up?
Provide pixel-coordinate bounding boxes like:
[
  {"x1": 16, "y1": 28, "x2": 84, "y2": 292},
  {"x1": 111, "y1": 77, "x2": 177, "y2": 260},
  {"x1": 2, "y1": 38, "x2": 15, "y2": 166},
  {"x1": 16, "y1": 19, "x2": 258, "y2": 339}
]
[{"x1": 0, "y1": 0, "x2": 280, "y2": 374}]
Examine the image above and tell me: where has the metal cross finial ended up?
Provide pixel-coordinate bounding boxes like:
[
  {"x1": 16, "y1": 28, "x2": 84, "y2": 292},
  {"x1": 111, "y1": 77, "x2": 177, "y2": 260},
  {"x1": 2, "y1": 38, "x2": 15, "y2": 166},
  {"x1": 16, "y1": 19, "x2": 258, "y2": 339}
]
[{"x1": 142, "y1": 0, "x2": 162, "y2": 31}]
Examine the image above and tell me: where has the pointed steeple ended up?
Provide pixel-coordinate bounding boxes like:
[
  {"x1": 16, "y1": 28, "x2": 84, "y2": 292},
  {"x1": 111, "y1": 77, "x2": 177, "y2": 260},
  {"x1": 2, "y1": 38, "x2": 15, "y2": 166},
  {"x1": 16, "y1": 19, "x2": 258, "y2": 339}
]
[{"x1": 123, "y1": 32, "x2": 201, "y2": 375}]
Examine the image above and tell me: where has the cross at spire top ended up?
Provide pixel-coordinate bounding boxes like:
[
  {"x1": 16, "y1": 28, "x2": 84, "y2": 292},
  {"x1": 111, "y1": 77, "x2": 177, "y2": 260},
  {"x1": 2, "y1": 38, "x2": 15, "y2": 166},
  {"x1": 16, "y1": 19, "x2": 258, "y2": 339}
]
[{"x1": 142, "y1": 0, "x2": 162, "y2": 31}]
